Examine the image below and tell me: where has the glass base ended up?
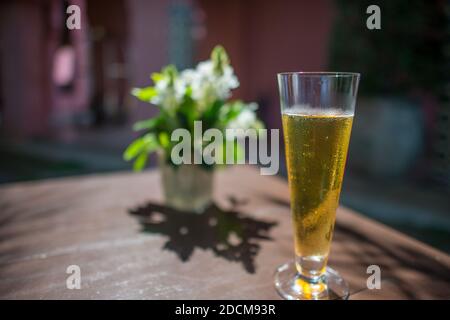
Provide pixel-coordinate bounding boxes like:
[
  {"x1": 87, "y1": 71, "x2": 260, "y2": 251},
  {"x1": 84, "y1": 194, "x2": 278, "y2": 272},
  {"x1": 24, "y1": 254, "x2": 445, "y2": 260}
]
[{"x1": 274, "y1": 261, "x2": 349, "y2": 300}]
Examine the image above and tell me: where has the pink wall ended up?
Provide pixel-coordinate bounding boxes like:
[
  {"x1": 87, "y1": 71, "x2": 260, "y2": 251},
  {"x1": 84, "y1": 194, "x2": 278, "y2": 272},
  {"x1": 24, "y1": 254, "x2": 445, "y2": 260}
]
[
  {"x1": 0, "y1": 0, "x2": 334, "y2": 140},
  {"x1": 197, "y1": 0, "x2": 335, "y2": 129},
  {"x1": 0, "y1": 0, "x2": 90, "y2": 140},
  {"x1": 49, "y1": 0, "x2": 90, "y2": 141},
  {"x1": 0, "y1": 1, "x2": 52, "y2": 138},
  {"x1": 126, "y1": 0, "x2": 170, "y2": 125},
  {"x1": 0, "y1": 0, "x2": 170, "y2": 140}
]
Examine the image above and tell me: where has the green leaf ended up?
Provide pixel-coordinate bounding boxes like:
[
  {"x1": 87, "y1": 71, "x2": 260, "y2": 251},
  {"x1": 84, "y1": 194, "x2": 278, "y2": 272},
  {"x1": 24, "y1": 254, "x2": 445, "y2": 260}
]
[
  {"x1": 131, "y1": 87, "x2": 157, "y2": 102},
  {"x1": 211, "y1": 45, "x2": 229, "y2": 75},
  {"x1": 178, "y1": 96, "x2": 198, "y2": 129},
  {"x1": 133, "y1": 117, "x2": 160, "y2": 131},
  {"x1": 162, "y1": 65, "x2": 178, "y2": 86},
  {"x1": 123, "y1": 138, "x2": 146, "y2": 161},
  {"x1": 158, "y1": 132, "x2": 170, "y2": 149},
  {"x1": 202, "y1": 99, "x2": 224, "y2": 129},
  {"x1": 217, "y1": 100, "x2": 244, "y2": 126},
  {"x1": 151, "y1": 72, "x2": 164, "y2": 83},
  {"x1": 142, "y1": 134, "x2": 159, "y2": 153},
  {"x1": 185, "y1": 85, "x2": 193, "y2": 98},
  {"x1": 123, "y1": 134, "x2": 159, "y2": 163},
  {"x1": 133, "y1": 152, "x2": 148, "y2": 171}
]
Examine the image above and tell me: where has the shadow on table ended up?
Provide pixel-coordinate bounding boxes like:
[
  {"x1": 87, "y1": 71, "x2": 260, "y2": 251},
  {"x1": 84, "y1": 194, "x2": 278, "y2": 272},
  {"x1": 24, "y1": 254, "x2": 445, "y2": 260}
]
[
  {"x1": 333, "y1": 224, "x2": 450, "y2": 299},
  {"x1": 263, "y1": 195, "x2": 450, "y2": 298},
  {"x1": 128, "y1": 200, "x2": 277, "y2": 274}
]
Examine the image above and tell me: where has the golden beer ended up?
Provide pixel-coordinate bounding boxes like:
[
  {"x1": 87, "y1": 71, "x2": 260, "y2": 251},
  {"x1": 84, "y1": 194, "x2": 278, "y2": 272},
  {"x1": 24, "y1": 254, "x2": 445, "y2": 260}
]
[
  {"x1": 282, "y1": 110, "x2": 353, "y2": 272},
  {"x1": 276, "y1": 72, "x2": 359, "y2": 299}
]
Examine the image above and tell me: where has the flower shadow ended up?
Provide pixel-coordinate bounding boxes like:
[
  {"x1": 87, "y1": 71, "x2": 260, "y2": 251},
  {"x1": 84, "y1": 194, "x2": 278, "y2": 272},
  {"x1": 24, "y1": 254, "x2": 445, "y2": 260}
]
[{"x1": 128, "y1": 201, "x2": 277, "y2": 274}]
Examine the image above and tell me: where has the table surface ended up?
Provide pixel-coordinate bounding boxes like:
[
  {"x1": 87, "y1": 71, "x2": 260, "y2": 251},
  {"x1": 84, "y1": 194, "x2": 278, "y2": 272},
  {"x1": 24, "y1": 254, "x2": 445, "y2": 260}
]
[{"x1": 0, "y1": 166, "x2": 449, "y2": 300}]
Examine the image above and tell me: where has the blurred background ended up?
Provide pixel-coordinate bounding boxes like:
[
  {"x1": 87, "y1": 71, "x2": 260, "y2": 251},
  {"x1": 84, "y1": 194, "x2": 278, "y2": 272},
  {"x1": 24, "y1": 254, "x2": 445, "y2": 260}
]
[{"x1": 0, "y1": 0, "x2": 448, "y2": 251}]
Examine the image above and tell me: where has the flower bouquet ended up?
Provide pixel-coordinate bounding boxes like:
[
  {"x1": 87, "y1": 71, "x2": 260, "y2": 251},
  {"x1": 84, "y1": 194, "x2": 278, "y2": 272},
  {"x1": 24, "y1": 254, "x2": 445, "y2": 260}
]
[{"x1": 124, "y1": 46, "x2": 263, "y2": 212}]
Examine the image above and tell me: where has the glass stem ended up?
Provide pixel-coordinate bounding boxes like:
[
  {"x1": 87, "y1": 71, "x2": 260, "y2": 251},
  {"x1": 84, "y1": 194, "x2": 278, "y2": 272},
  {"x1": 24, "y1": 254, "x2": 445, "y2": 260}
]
[{"x1": 295, "y1": 254, "x2": 328, "y2": 283}]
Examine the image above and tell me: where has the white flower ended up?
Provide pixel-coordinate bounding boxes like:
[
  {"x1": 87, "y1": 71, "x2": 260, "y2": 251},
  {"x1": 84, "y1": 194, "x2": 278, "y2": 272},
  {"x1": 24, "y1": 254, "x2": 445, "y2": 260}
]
[
  {"x1": 215, "y1": 65, "x2": 239, "y2": 99},
  {"x1": 227, "y1": 108, "x2": 258, "y2": 130},
  {"x1": 150, "y1": 71, "x2": 190, "y2": 110},
  {"x1": 148, "y1": 50, "x2": 240, "y2": 112},
  {"x1": 180, "y1": 69, "x2": 197, "y2": 83},
  {"x1": 174, "y1": 76, "x2": 189, "y2": 101},
  {"x1": 150, "y1": 79, "x2": 179, "y2": 110},
  {"x1": 197, "y1": 60, "x2": 214, "y2": 77},
  {"x1": 187, "y1": 60, "x2": 239, "y2": 109}
]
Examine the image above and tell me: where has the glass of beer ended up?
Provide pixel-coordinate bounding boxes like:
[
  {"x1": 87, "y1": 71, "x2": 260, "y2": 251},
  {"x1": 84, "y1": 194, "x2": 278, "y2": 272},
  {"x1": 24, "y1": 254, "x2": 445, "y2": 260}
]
[{"x1": 275, "y1": 72, "x2": 360, "y2": 300}]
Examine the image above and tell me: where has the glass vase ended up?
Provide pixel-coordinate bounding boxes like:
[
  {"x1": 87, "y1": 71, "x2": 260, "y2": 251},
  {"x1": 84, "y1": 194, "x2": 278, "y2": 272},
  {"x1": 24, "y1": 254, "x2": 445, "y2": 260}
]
[{"x1": 158, "y1": 154, "x2": 214, "y2": 213}]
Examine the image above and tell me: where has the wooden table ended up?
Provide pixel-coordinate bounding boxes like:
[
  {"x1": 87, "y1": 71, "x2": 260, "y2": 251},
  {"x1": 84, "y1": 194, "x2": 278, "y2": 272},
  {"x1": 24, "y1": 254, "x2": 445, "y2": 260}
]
[{"x1": 0, "y1": 166, "x2": 449, "y2": 299}]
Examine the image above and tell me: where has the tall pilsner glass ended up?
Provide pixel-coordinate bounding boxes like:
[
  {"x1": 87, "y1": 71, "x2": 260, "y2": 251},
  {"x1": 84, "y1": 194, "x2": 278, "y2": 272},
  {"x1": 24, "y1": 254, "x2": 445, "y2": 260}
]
[{"x1": 275, "y1": 72, "x2": 360, "y2": 300}]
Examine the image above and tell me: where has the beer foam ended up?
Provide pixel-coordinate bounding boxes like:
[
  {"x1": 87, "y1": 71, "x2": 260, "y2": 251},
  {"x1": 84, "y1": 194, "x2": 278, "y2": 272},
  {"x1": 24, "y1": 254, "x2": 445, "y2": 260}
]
[{"x1": 284, "y1": 104, "x2": 353, "y2": 117}]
